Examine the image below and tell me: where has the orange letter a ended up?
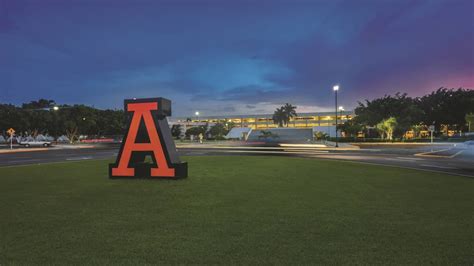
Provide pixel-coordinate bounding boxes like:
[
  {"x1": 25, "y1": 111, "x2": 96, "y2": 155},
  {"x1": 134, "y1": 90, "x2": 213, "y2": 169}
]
[{"x1": 110, "y1": 97, "x2": 186, "y2": 178}]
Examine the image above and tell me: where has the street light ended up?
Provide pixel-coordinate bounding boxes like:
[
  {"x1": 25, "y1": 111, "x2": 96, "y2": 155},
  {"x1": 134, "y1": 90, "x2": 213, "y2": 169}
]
[
  {"x1": 339, "y1": 107, "x2": 345, "y2": 129},
  {"x1": 333, "y1": 85, "x2": 340, "y2": 147},
  {"x1": 195, "y1": 111, "x2": 200, "y2": 123},
  {"x1": 53, "y1": 106, "x2": 59, "y2": 111}
]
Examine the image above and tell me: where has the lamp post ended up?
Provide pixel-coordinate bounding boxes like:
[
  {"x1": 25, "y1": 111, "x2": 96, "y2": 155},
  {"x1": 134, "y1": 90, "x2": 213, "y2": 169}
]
[
  {"x1": 333, "y1": 85, "x2": 339, "y2": 147},
  {"x1": 195, "y1": 111, "x2": 200, "y2": 124}
]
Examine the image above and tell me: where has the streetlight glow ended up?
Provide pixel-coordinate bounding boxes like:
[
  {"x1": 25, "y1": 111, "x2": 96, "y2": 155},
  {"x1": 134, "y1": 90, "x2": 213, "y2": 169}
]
[
  {"x1": 195, "y1": 111, "x2": 200, "y2": 116},
  {"x1": 333, "y1": 84, "x2": 340, "y2": 147},
  {"x1": 53, "y1": 106, "x2": 59, "y2": 111},
  {"x1": 339, "y1": 106, "x2": 344, "y2": 111}
]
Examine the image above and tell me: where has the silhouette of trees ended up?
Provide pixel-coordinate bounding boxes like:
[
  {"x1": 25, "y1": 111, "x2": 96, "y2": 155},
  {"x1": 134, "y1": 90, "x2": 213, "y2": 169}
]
[{"x1": 273, "y1": 103, "x2": 298, "y2": 127}]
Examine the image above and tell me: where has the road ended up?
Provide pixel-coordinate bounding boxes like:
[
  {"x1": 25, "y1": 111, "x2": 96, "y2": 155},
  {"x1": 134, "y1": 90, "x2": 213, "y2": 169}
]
[{"x1": 0, "y1": 143, "x2": 473, "y2": 178}]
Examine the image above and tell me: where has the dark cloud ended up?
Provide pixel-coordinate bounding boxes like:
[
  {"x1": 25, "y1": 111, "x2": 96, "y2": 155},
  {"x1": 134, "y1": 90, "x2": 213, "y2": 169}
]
[{"x1": 1, "y1": 0, "x2": 472, "y2": 116}]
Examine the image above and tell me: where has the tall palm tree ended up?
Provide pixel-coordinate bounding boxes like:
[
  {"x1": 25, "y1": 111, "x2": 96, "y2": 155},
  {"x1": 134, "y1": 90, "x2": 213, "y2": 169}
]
[
  {"x1": 383, "y1": 117, "x2": 397, "y2": 140},
  {"x1": 376, "y1": 117, "x2": 398, "y2": 140},
  {"x1": 272, "y1": 107, "x2": 285, "y2": 127},
  {"x1": 282, "y1": 103, "x2": 297, "y2": 127}
]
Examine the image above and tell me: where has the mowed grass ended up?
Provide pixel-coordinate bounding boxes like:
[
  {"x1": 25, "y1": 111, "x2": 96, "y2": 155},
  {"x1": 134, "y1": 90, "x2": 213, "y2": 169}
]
[{"x1": 0, "y1": 156, "x2": 472, "y2": 265}]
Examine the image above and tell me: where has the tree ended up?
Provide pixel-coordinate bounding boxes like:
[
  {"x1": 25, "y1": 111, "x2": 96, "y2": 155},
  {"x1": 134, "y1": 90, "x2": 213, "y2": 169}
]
[
  {"x1": 0, "y1": 100, "x2": 128, "y2": 138},
  {"x1": 171, "y1": 124, "x2": 182, "y2": 139},
  {"x1": 272, "y1": 103, "x2": 298, "y2": 127},
  {"x1": 466, "y1": 113, "x2": 474, "y2": 132},
  {"x1": 258, "y1": 130, "x2": 279, "y2": 140},
  {"x1": 410, "y1": 124, "x2": 425, "y2": 139},
  {"x1": 384, "y1": 117, "x2": 398, "y2": 140},
  {"x1": 272, "y1": 107, "x2": 286, "y2": 127},
  {"x1": 314, "y1": 131, "x2": 328, "y2": 141},
  {"x1": 418, "y1": 88, "x2": 474, "y2": 131},
  {"x1": 209, "y1": 123, "x2": 229, "y2": 140},
  {"x1": 338, "y1": 120, "x2": 364, "y2": 137},
  {"x1": 64, "y1": 121, "x2": 79, "y2": 143},
  {"x1": 97, "y1": 109, "x2": 126, "y2": 136},
  {"x1": 376, "y1": 117, "x2": 397, "y2": 140},
  {"x1": 282, "y1": 103, "x2": 297, "y2": 127},
  {"x1": 354, "y1": 93, "x2": 422, "y2": 138},
  {"x1": 376, "y1": 121, "x2": 386, "y2": 140},
  {"x1": 57, "y1": 105, "x2": 98, "y2": 137},
  {"x1": 185, "y1": 125, "x2": 207, "y2": 139},
  {"x1": 225, "y1": 121, "x2": 236, "y2": 130},
  {"x1": 22, "y1": 99, "x2": 56, "y2": 110}
]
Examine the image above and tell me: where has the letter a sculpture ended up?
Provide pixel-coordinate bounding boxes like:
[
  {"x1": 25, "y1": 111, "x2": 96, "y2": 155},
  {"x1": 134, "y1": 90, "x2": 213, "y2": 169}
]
[{"x1": 109, "y1": 97, "x2": 187, "y2": 179}]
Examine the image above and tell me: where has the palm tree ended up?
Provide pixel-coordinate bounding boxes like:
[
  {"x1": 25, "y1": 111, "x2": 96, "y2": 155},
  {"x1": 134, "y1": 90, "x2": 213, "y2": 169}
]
[
  {"x1": 376, "y1": 117, "x2": 398, "y2": 140},
  {"x1": 384, "y1": 117, "x2": 397, "y2": 140},
  {"x1": 466, "y1": 113, "x2": 474, "y2": 132},
  {"x1": 282, "y1": 103, "x2": 297, "y2": 127},
  {"x1": 258, "y1": 130, "x2": 279, "y2": 140},
  {"x1": 314, "y1": 131, "x2": 328, "y2": 141},
  {"x1": 272, "y1": 107, "x2": 285, "y2": 127},
  {"x1": 376, "y1": 121, "x2": 386, "y2": 140}
]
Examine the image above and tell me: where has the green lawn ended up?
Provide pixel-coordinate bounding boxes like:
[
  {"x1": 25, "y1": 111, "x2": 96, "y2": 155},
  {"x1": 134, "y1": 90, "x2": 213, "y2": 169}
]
[{"x1": 0, "y1": 156, "x2": 472, "y2": 264}]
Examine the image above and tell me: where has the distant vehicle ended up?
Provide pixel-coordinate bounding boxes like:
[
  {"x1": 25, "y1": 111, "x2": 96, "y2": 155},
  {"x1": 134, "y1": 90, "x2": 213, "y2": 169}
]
[{"x1": 19, "y1": 140, "x2": 52, "y2": 148}]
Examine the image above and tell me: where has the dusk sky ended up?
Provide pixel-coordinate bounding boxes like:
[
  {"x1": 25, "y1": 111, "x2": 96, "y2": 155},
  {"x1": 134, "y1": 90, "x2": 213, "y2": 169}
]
[{"x1": 1, "y1": 0, "x2": 473, "y2": 116}]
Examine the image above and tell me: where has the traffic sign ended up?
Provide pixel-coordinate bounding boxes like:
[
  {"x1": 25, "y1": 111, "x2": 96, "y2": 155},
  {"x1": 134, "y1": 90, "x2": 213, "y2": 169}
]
[
  {"x1": 6, "y1": 128, "x2": 15, "y2": 150},
  {"x1": 428, "y1": 125, "x2": 435, "y2": 145},
  {"x1": 7, "y1": 128, "x2": 15, "y2": 136}
]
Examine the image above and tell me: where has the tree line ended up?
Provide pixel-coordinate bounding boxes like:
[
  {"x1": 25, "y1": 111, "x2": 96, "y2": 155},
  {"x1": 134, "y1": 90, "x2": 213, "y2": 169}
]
[
  {"x1": 339, "y1": 88, "x2": 474, "y2": 139},
  {"x1": 1, "y1": 87, "x2": 472, "y2": 141},
  {"x1": 0, "y1": 99, "x2": 125, "y2": 141}
]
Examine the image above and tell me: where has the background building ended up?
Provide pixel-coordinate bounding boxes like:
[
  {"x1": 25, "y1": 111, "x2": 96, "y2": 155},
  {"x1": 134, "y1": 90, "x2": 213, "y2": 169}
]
[
  {"x1": 169, "y1": 111, "x2": 353, "y2": 130},
  {"x1": 169, "y1": 111, "x2": 353, "y2": 140}
]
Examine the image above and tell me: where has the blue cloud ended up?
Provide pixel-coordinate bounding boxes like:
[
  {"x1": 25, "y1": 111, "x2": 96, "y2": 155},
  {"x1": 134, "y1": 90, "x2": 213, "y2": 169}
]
[{"x1": 1, "y1": 0, "x2": 472, "y2": 116}]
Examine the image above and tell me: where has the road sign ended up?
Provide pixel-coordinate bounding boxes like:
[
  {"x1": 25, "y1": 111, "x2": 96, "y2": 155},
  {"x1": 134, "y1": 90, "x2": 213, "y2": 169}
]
[
  {"x1": 428, "y1": 125, "x2": 435, "y2": 145},
  {"x1": 6, "y1": 128, "x2": 15, "y2": 150},
  {"x1": 7, "y1": 128, "x2": 15, "y2": 136}
]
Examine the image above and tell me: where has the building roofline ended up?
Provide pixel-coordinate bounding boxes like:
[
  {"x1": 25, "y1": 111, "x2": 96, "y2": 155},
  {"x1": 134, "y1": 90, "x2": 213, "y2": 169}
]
[{"x1": 171, "y1": 111, "x2": 354, "y2": 120}]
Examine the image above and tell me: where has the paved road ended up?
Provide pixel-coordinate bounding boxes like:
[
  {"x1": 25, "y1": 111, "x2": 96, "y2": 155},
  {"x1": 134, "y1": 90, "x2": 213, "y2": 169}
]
[{"x1": 0, "y1": 143, "x2": 472, "y2": 178}]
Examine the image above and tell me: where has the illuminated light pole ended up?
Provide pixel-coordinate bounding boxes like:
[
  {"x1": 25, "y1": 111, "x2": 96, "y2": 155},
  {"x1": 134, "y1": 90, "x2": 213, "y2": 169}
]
[
  {"x1": 53, "y1": 106, "x2": 59, "y2": 111},
  {"x1": 339, "y1": 106, "x2": 344, "y2": 138},
  {"x1": 333, "y1": 85, "x2": 339, "y2": 147},
  {"x1": 195, "y1": 111, "x2": 200, "y2": 124}
]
